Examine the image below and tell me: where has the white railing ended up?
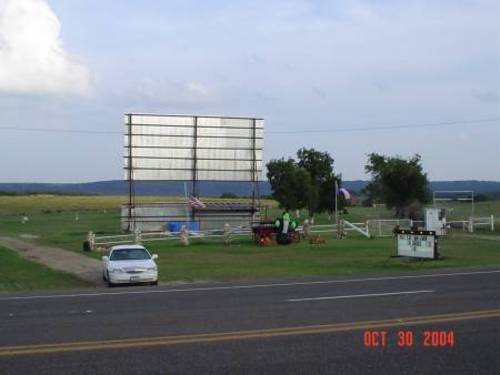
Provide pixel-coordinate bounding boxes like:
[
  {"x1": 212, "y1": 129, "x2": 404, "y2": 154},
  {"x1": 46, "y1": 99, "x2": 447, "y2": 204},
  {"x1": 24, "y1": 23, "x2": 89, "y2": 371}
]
[
  {"x1": 307, "y1": 222, "x2": 369, "y2": 235},
  {"x1": 472, "y1": 215, "x2": 495, "y2": 232},
  {"x1": 87, "y1": 215, "x2": 495, "y2": 249},
  {"x1": 308, "y1": 224, "x2": 338, "y2": 233},
  {"x1": 366, "y1": 219, "x2": 412, "y2": 237},
  {"x1": 447, "y1": 215, "x2": 495, "y2": 233},
  {"x1": 344, "y1": 220, "x2": 370, "y2": 238},
  {"x1": 88, "y1": 221, "x2": 374, "y2": 250},
  {"x1": 89, "y1": 228, "x2": 253, "y2": 250}
]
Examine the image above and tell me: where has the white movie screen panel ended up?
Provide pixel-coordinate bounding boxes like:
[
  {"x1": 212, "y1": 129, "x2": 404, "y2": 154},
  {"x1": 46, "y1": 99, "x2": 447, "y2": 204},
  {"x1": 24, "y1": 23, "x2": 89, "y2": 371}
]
[{"x1": 124, "y1": 114, "x2": 263, "y2": 181}]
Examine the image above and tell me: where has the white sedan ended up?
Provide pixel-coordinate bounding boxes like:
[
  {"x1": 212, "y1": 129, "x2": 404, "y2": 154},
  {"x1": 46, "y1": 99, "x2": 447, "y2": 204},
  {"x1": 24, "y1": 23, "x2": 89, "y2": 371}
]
[{"x1": 102, "y1": 245, "x2": 159, "y2": 287}]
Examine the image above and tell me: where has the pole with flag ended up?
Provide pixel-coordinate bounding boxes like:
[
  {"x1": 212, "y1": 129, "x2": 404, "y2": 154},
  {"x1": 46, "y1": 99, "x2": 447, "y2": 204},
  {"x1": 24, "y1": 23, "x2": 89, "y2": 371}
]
[
  {"x1": 335, "y1": 179, "x2": 339, "y2": 237},
  {"x1": 184, "y1": 182, "x2": 190, "y2": 224},
  {"x1": 188, "y1": 196, "x2": 207, "y2": 209}
]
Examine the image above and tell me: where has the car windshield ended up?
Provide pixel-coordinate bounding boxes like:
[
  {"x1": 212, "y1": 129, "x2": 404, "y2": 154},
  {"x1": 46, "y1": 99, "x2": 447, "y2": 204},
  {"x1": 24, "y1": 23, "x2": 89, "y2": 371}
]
[{"x1": 110, "y1": 248, "x2": 151, "y2": 261}]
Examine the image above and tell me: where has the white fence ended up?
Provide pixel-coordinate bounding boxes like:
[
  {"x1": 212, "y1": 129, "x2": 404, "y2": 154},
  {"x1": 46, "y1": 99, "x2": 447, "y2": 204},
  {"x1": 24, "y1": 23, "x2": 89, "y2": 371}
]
[
  {"x1": 447, "y1": 215, "x2": 495, "y2": 233},
  {"x1": 89, "y1": 228, "x2": 253, "y2": 250},
  {"x1": 307, "y1": 221, "x2": 370, "y2": 238},
  {"x1": 87, "y1": 215, "x2": 495, "y2": 249},
  {"x1": 88, "y1": 221, "x2": 372, "y2": 250},
  {"x1": 366, "y1": 216, "x2": 495, "y2": 236},
  {"x1": 366, "y1": 219, "x2": 412, "y2": 238},
  {"x1": 473, "y1": 215, "x2": 495, "y2": 232}
]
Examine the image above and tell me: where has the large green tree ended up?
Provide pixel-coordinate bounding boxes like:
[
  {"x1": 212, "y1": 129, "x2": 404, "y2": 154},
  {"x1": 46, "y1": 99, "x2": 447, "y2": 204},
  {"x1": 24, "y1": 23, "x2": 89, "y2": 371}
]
[
  {"x1": 297, "y1": 148, "x2": 341, "y2": 215},
  {"x1": 297, "y1": 148, "x2": 334, "y2": 184},
  {"x1": 266, "y1": 158, "x2": 313, "y2": 210},
  {"x1": 364, "y1": 153, "x2": 429, "y2": 218},
  {"x1": 267, "y1": 148, "x2": 341, "y2": 216}
]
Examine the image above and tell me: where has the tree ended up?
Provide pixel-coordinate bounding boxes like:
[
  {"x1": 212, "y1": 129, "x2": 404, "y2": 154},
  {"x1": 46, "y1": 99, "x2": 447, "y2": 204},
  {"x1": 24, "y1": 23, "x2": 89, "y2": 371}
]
[
  {"x1": 266, "y1": 158, "x2": 313, "y2": 210},
  {"x1": 364, "y1": 153, "x2": 429, "y2": 218},
  {"x1": 296, "y1": 148, "x2": 341, "y2": 215},
  {"x1": 266, "y1": 149, "x2": 343, "y2": 216},
  {"x1": 297, "y1": 148, "x2": 334, "y2": 184}
]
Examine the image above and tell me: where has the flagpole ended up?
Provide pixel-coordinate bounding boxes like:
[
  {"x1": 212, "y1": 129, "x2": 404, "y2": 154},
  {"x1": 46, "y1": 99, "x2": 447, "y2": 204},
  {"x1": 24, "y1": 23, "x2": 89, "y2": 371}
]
[
  {"x1": 335, "y1": 180, "x2": 339, "y2": 237},
  {"x1": 184, "y1": 182, "x2": 190, "y2": 224}
]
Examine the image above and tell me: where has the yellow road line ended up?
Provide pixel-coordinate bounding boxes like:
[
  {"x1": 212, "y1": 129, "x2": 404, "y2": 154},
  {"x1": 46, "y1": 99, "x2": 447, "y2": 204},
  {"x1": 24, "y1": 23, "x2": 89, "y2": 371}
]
[{"x1": 2, "y1": 308, "x2": 500, "y2": 357}]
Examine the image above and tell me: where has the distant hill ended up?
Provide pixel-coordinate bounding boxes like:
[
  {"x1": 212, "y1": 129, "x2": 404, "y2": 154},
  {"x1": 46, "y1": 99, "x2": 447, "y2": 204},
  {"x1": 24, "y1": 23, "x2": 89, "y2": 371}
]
[
  {"x1": 1, "y1": 180, "x2": 499, "y2": 197},
  {"x1": 0, "y1": 181, "x2": 271, "y2": 197},
  {"x1": 343, "y1": 180, "x2": 500, "y2": 195}
]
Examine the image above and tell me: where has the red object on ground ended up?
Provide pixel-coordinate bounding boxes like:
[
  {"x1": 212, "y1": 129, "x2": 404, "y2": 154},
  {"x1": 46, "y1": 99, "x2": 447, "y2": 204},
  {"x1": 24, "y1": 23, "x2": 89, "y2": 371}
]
[{"x1": 252, "y1": 221, "x2": 277, "y2": 244}]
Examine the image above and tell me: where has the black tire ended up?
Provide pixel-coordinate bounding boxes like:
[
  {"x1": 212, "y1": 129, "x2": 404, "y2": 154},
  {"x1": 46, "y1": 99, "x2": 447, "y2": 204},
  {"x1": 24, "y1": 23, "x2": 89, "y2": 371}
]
[
  {"x1": 150, "y1": 280, "x2": 159, "y2": 286},
  {"x1": 106, "y1": 271, "x2": 114, "y2": 287}
]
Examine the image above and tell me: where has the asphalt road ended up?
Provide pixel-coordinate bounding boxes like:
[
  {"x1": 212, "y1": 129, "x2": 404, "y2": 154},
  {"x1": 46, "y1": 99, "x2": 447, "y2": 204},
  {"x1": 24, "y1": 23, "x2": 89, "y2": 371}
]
[{"x1": 1, "y1": 267, "x2": 500, "y2": 374}]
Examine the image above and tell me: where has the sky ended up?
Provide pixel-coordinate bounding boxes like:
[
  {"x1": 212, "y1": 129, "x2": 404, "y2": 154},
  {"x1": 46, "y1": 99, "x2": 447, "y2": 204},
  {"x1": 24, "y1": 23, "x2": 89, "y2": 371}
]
[{"x1": 0, "y1": 0, "x2": 499, "y2": 183}]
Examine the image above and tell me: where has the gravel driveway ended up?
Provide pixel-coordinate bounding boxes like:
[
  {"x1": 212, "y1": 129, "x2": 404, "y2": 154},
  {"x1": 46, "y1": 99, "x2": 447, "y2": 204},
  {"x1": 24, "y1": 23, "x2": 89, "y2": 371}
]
[{"x1": 0, "y1": 236, "x2": 102, "y2": 285}]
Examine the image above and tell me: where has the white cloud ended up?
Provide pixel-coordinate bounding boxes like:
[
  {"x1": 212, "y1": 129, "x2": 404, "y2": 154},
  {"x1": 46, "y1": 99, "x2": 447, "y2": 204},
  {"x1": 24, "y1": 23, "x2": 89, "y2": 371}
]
[{"x1": 0, "y1": 0, "x2": 90, "y2": 95}]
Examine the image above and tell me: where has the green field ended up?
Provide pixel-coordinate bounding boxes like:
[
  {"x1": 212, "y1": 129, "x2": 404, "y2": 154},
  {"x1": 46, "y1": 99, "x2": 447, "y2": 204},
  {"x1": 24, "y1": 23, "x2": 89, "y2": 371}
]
[
  {"x1": 0, "y1": 246, "x2": 91, "y2": 291},
  {"x1": 0, "y1": 195, "x2": 499, "y2": 285},
  {"x1": 144, "y1": 234, "x2": 500, "y2": 282}
]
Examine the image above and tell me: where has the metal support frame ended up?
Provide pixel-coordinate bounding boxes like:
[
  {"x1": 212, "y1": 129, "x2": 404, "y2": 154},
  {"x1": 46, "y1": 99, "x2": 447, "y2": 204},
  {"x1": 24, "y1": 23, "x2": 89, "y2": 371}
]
[
  {"x1": 124, "y1": 114, "x2": 263, "y2": 232},
  {"x1": 251, "y1": 118, "x2": 260, "y2": 213},
  {"x1": 191, "y1": 116, "x2": 199, "y2": 221},
  {"x1": 126, "y1": 113, "x2": 135, "y2": 232}
]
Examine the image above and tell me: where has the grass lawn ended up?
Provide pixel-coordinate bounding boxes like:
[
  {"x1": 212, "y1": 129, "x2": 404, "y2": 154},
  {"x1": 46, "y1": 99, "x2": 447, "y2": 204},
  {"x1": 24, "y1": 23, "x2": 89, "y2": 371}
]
[
  {"x1": 146, "y1": 232, "x2": 500, "y2": 282},
  {"x1": 0, "y1": 195, "x2": 499, "y2": 284},
  {"x1": 0, "y1": 246, "x2": 91, "y2": 291}
]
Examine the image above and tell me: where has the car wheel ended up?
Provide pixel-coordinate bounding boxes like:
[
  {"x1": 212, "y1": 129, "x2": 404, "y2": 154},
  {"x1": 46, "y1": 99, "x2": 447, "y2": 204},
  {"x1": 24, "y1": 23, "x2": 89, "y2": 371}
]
[
  {"x1": 150, "y1": 280, "x2": 158, "y2": 286},
  {"x1": 106, "y1": 271, "x2": 114, "y2": 287}
]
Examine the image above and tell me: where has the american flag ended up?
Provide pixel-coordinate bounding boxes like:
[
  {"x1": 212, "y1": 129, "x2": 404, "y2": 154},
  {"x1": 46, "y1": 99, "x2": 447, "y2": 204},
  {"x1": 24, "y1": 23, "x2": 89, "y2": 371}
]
[
  {"x1": 188, "y1": 196, "x2": 207, "y2": 209},
  {"x1": 339, "y1": 188, "x2": 351, "y2": 200}
]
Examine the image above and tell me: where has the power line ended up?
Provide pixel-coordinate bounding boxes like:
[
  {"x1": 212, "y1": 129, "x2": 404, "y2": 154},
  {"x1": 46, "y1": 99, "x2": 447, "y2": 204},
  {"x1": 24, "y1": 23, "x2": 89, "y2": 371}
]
[
  {"x1": 0, "y1": 117, "x2": 498, "y2": 136},
  {"x1": 0, "y1": 126, "x2": 120, "y2": 134},
  {"x1": 267, "y1": 117, "x2": 500, "y2": 134}
]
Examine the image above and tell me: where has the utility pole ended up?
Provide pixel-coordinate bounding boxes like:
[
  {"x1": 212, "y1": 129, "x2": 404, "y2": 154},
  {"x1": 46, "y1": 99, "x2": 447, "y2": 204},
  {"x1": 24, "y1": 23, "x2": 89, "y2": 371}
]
[{"x1": 335, "y1": 180, "x2": 339, "y2": 237}]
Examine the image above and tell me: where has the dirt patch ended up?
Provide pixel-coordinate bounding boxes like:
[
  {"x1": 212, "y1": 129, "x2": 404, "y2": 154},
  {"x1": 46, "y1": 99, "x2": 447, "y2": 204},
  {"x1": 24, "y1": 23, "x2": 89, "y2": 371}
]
[{"x1": 0, "y1": 236, "x2": 102, "y2": 285}]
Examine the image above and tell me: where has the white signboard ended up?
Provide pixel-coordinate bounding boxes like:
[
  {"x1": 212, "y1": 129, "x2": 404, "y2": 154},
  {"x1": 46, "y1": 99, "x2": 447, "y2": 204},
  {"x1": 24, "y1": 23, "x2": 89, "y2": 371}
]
[
  {"x1": 124, "y1": 114, "x2": 263, "y2": 181},
  {"x1": 396, "y1": 230, "x2": 437, "y2": 259}
]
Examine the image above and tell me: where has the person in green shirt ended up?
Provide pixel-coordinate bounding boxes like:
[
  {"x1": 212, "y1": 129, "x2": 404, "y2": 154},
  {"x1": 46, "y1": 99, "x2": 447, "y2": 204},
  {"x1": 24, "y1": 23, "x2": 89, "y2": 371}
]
[{"x1": 282, "y1": 210, "x2": 291, "y2": 234}]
